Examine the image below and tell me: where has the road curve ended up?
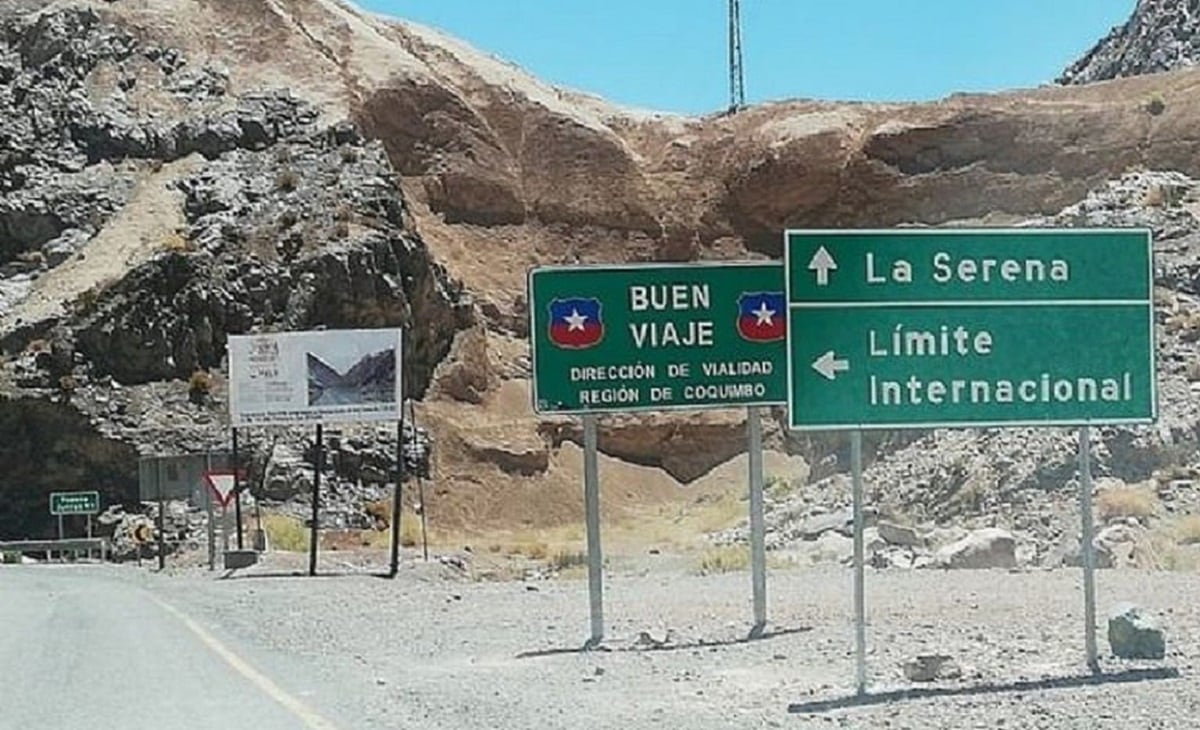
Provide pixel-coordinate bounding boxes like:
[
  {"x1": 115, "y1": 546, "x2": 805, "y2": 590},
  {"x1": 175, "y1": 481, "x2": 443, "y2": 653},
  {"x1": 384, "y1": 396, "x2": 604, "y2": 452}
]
[{"x1": 0, "y1": 565, "x2": 338, "y2": 729}]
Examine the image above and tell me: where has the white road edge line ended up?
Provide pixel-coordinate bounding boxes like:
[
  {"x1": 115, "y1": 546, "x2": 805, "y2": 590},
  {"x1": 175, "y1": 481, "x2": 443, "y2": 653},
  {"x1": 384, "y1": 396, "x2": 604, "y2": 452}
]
[{"x1": 146, "y1": 592, "x2": 340, "y2": 730}]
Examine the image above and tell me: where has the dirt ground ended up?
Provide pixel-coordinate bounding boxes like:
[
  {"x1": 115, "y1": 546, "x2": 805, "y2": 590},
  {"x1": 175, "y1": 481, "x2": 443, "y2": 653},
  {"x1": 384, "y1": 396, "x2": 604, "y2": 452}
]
[{"x1": 136, "y1": 545, "x2": 1200, "y2": 730}]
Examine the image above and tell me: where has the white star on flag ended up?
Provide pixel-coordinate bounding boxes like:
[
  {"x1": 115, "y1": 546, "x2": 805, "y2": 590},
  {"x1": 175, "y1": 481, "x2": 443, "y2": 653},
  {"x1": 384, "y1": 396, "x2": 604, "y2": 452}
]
[
  {"x1": 753, "y1": 301, "x2": 775, "y2": 326},
  {"x1": 564, "y1": 309, "x2": 588, "y2": 331}
]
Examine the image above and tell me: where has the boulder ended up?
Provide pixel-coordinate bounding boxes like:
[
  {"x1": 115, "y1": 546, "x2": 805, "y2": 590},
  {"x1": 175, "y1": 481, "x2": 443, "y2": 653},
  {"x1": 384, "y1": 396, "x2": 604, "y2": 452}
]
[
  {"x1": 1095, "y1": 523, "x2": 1140, "y2": 567},
  {"x1": 808, "y1": 530, "x2": 854, "y2": 566},
  {"x1": 1108, "y1": 603, "x2": 1166, "y2": 660},
  {"x1": 1049, "y1": 534, "x2": 1116, "y2": 570},
  {"x1": 877, "y1": 520, "x2": 926, "y2": 548},
  {"x1": 933, "y1": 528, "x2": 1016, "y2": 569},
  {"x1": 794, "y1": 508, "x2": 854, "y2": 541},
  {"x1": 901, "y1": 654, "x2": 962, "y2": 682}
]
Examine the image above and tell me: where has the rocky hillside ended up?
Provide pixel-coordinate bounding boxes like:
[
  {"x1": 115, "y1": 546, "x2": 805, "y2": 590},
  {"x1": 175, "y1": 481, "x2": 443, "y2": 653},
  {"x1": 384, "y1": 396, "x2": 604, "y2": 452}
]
[
  {"x1": 1060, "y1": 0, "x2": 1200, "y2": 84},
  {"x1": 4, "y1": 0, "x2": 1200, "y2": 549}
]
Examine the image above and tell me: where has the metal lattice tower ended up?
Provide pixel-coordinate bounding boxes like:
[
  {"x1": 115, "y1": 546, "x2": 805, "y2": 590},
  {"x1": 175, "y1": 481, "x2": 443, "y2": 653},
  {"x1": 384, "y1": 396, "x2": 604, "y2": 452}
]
[{"x1": 728, "y1": 0, "x2": 745, "y2": 113}]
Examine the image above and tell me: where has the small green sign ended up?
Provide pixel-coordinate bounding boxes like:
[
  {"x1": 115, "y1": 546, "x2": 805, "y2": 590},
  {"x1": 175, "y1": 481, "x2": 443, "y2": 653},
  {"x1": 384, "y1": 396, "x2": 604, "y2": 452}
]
[
  {"x1": 528, "y1": 263, "x2": 786, "y2": 414},
  {"x1": 785, "y1": 229, "x2": 1156, "y2": 430},
  {"x1": 49, "y1": 491, "x2": 101, "y2": 516}
]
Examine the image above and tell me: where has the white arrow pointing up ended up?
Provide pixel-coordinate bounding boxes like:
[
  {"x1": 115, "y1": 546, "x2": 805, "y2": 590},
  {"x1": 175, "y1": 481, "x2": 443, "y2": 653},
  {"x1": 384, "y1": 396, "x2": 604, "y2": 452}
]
[
  {"x1": 808, "y1": 246, "x2": 837, "y2": 286},
  {"x1": 812, "y1": 350, "x2": 850, "y2": 381}
]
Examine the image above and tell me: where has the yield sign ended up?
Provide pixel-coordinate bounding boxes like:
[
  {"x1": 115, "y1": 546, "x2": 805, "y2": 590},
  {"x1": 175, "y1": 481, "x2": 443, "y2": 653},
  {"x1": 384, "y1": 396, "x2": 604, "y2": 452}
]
[{"x1": 203, "y1": 471, "x2": 238, "y2": 508}]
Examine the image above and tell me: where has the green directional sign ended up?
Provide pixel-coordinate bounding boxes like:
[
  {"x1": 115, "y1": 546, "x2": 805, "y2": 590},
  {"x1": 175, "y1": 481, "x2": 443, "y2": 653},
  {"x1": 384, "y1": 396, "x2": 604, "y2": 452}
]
[
  {"x1": 528, "y1": 262, "x2": 787, "y2": 414},
  {"x1": 785, "y1": 229, "x2": 1156, "y2": 430},
  {"x1": 49, "y1": 491, "x2": 101, "y2": 516}
]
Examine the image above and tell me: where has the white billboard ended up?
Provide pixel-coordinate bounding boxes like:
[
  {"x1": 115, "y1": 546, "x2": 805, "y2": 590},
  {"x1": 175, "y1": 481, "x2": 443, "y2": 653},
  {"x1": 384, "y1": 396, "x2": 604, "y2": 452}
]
[{"x1": 228, "y1": 329, "x2": 402, "y2": 427}]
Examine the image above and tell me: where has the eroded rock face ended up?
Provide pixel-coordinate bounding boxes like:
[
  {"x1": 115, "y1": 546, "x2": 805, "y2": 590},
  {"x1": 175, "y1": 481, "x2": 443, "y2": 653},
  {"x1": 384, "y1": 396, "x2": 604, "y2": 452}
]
[
  {"x1": 539, "y1": 410, "x2": 750, "y2": 483},
  {"x1": 1061, "y1": 0, "x2": 1200, "y2": 85},
  {"x1": 0, "y1": 8, "x2": 471, "y2": 396},
  {"x1": 0, "y1": 397, "x2": 138, "y2": 540},
  {"x1": 0, "y1": 6, "x2": 468, "y2": 538}
]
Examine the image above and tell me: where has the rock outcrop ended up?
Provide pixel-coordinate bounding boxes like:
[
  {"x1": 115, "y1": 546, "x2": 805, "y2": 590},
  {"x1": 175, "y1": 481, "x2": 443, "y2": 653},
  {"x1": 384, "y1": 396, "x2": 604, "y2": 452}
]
[
  {"x1": 0, "y1": 6, "x2": 469, "y2": 538},
  {"x1": 1061, "y1": 0, "x2": 1200, "y2": 85},
  {"x1": 5, "y1": 0, "x2": 1200, "y2": 543}
]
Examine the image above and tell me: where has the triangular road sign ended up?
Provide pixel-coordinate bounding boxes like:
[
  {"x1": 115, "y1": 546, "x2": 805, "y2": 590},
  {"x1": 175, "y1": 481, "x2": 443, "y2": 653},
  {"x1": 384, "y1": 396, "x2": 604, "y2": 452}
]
[{"x1": 203, "y1": 471, "x2": 238, "y2": 508}]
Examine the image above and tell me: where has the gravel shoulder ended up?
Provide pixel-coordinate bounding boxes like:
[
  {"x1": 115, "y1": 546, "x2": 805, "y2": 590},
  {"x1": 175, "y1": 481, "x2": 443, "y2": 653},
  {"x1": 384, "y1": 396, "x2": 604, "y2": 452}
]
[{"x1": 116, "y1": 552, "x2": 1200, "y2": 729}]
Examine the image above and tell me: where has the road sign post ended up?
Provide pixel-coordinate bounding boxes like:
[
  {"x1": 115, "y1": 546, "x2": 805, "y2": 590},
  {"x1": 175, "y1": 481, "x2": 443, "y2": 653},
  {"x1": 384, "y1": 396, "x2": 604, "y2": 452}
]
[
  {"x1": 747, "y1": 406, "x2": 767, "y2": 637},
  {"x1": 50, "y1": 491, "x2": 101, "y2": 562},
  {"x1": 156, "y1": 460, "x2": 166, "y2": 571},
  {"x1": 785, "y1": 228, "x2": 1155, "y2": 685},
  {"x1": 529, "y1": 262, "x2": 789, "y2": 643},
  {"x1": 851, "y1": 430, "x2": 867, "y2": 696},
  {"x1": 583, "y1": 414, "x2": 604, "y2": 649},
  {"x1": 1079, "y1": 425, "x2": 1099, "y2": 673},
  {"x1": 49, "y1": 491, "x2": 101, "y2": 516}
]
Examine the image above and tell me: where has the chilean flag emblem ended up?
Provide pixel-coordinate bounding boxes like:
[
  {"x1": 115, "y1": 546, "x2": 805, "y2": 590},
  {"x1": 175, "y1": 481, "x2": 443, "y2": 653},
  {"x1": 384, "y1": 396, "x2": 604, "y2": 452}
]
[
  {"x1": 548, "y1": 298, "x2": 604, "y2": 349},
  {"x1": 737, "y1": 292, "x2": 785, "y2": 342}
]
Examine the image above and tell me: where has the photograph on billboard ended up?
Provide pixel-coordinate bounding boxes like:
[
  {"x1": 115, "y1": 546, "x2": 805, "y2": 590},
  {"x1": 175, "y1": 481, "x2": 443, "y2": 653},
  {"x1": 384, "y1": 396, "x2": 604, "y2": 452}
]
[{"x1": 229, "y1": 329, "x2": 402, "y2": 427}]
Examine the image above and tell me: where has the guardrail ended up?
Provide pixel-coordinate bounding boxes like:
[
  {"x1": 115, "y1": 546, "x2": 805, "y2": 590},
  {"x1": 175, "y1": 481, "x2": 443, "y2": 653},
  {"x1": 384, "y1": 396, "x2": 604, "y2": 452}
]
[{"x1": 0, "y1": 538, "x2": 109, "y2": 562}]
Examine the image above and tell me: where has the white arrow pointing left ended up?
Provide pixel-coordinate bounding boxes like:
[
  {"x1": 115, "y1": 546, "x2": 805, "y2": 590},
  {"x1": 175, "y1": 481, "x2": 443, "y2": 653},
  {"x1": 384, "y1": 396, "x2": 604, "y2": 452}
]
[{"x1": 812, "y1": 350, "x2": 850, "y2": 381}]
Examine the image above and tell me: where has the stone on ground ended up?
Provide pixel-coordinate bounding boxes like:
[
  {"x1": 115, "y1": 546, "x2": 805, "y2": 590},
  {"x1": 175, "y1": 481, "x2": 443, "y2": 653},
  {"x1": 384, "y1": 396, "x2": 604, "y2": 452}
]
[
  {"x1": 933, "y1": 528, "x2": 1017, "y2": 569},
  {"x1": 1108, "y1": 603, "x2": 1166, "y2": 660},
  {"x1": 901, "y1": 654, "x2": 962, "y2": 682}
]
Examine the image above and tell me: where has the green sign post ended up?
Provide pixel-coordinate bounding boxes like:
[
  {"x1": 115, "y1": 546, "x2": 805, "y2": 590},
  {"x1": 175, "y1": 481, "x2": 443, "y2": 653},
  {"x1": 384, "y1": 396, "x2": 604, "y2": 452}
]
[
  {"x1": 528, "y1": 261, "x2": 787, "y2": 644},
  {"x1": 784, "y1": 227, "x2": 1156, "y2": 691},
  {"x1": 528, "y1": 262, "x2": 786, "y2": 414},
  {"x1": 784, "y1": 228, "x2": 1156, "y2": 430},
  {"x1": 49, "y1": 491, "x2": 101, "y2": 516}
]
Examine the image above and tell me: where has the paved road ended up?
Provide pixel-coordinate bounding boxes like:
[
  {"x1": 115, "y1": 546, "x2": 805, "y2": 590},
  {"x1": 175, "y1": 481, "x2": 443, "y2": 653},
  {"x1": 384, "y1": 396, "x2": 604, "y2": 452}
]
[{"x1": 0, "y1": 565, "x2": 338, "y2": 729}]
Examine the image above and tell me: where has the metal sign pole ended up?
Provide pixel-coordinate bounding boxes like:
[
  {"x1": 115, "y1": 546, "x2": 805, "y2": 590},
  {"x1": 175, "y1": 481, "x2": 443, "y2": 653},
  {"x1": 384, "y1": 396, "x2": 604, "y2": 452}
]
[
  {"x1": 747, "y1": 406, "x2": 767, "y2": 637},
  {"x1": 86, "y1": 515, "x2": 93, "y2": 561},
  {"x1": 205, "y1": 451, "x2": 216, "y2": 570},
  {"x1": 583, "y1": 414, "x2": 604, "y2": 648},
  {"x1": 156, "y1": 459, "x2": 166, "y2": 571},
  {"x1": 233, "y1": 428, "x2": 244, "y2": 550},
  {"x1": 309, "y1": 424, "x2": 323, "y2": 577},
  {"x1": 851, "y1": 429, "x2": 867, "y2": 696},
  {"x1": 1079, "y1": 425, "x2": 1100, "y2": 673},
  {"x1": 389, "y1": 418, "x2": 404, "y2": 578},
  {"x1": 413, "y1": 399, "x2": 429, "y2": 562},
  {"x1": 56, "y1": 514, "x2": 64, "y2": 562}
]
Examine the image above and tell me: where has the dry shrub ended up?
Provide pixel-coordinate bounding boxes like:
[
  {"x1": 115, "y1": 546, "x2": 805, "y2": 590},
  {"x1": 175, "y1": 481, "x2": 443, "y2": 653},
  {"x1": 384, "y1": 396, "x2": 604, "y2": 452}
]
[
  {"x1": 1096, "y1": 485, "x2": 1158, "y2": 522},
  {"x1": 364, "y1": 498, "x2": 391, "y2": 527},
  {"x1": 263, "y1": 513, "x2": 308, "y2": 552},
  {"x1": 551, "y1": 550, "x2": 587, "y2": 570},
  {"x1": 508, "y1": 541, "x2": 548, "y2": 560},
  {"x1": 1175, "y1": 515, "x2": 1200, "y2": 545},
  {"x1": 695, "y1": 545, "x2": 749, "y2": 575},
  {"x1": 399, "y1": 511, "x2": 422, "y2": 547},
  {"x1": 162, "y1": 231, "x2": 190, "y2": 252},
  {"x1": 188, "y1": 370, "x2": 213, "y2": 404},
  {"x1": 276, "y1": 168, "x2": 299, "y2": 191},
  {"x1": 1145, "y1": 95, "x2": 1166, "y2": 117}
]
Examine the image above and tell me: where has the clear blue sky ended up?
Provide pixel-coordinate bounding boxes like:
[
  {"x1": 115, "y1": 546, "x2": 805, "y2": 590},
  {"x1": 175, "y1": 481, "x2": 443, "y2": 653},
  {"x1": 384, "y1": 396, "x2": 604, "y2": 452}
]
[{"x1": 360, "y1": 1, "x2": 1135, "y2": 115}]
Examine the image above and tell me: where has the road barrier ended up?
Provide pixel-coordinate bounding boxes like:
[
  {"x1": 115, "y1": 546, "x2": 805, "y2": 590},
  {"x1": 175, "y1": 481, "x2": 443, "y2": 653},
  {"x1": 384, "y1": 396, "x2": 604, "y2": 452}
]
[{"x1": 0, "y1": 538, "x2": 109, "y2": 563}]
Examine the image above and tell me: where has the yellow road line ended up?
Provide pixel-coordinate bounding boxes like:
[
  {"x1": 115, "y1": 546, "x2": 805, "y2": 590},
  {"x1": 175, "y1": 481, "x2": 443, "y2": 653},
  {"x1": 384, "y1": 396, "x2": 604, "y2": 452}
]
[{"x1": 146, "y1": 593, "x2": 340, "y2": 730}]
